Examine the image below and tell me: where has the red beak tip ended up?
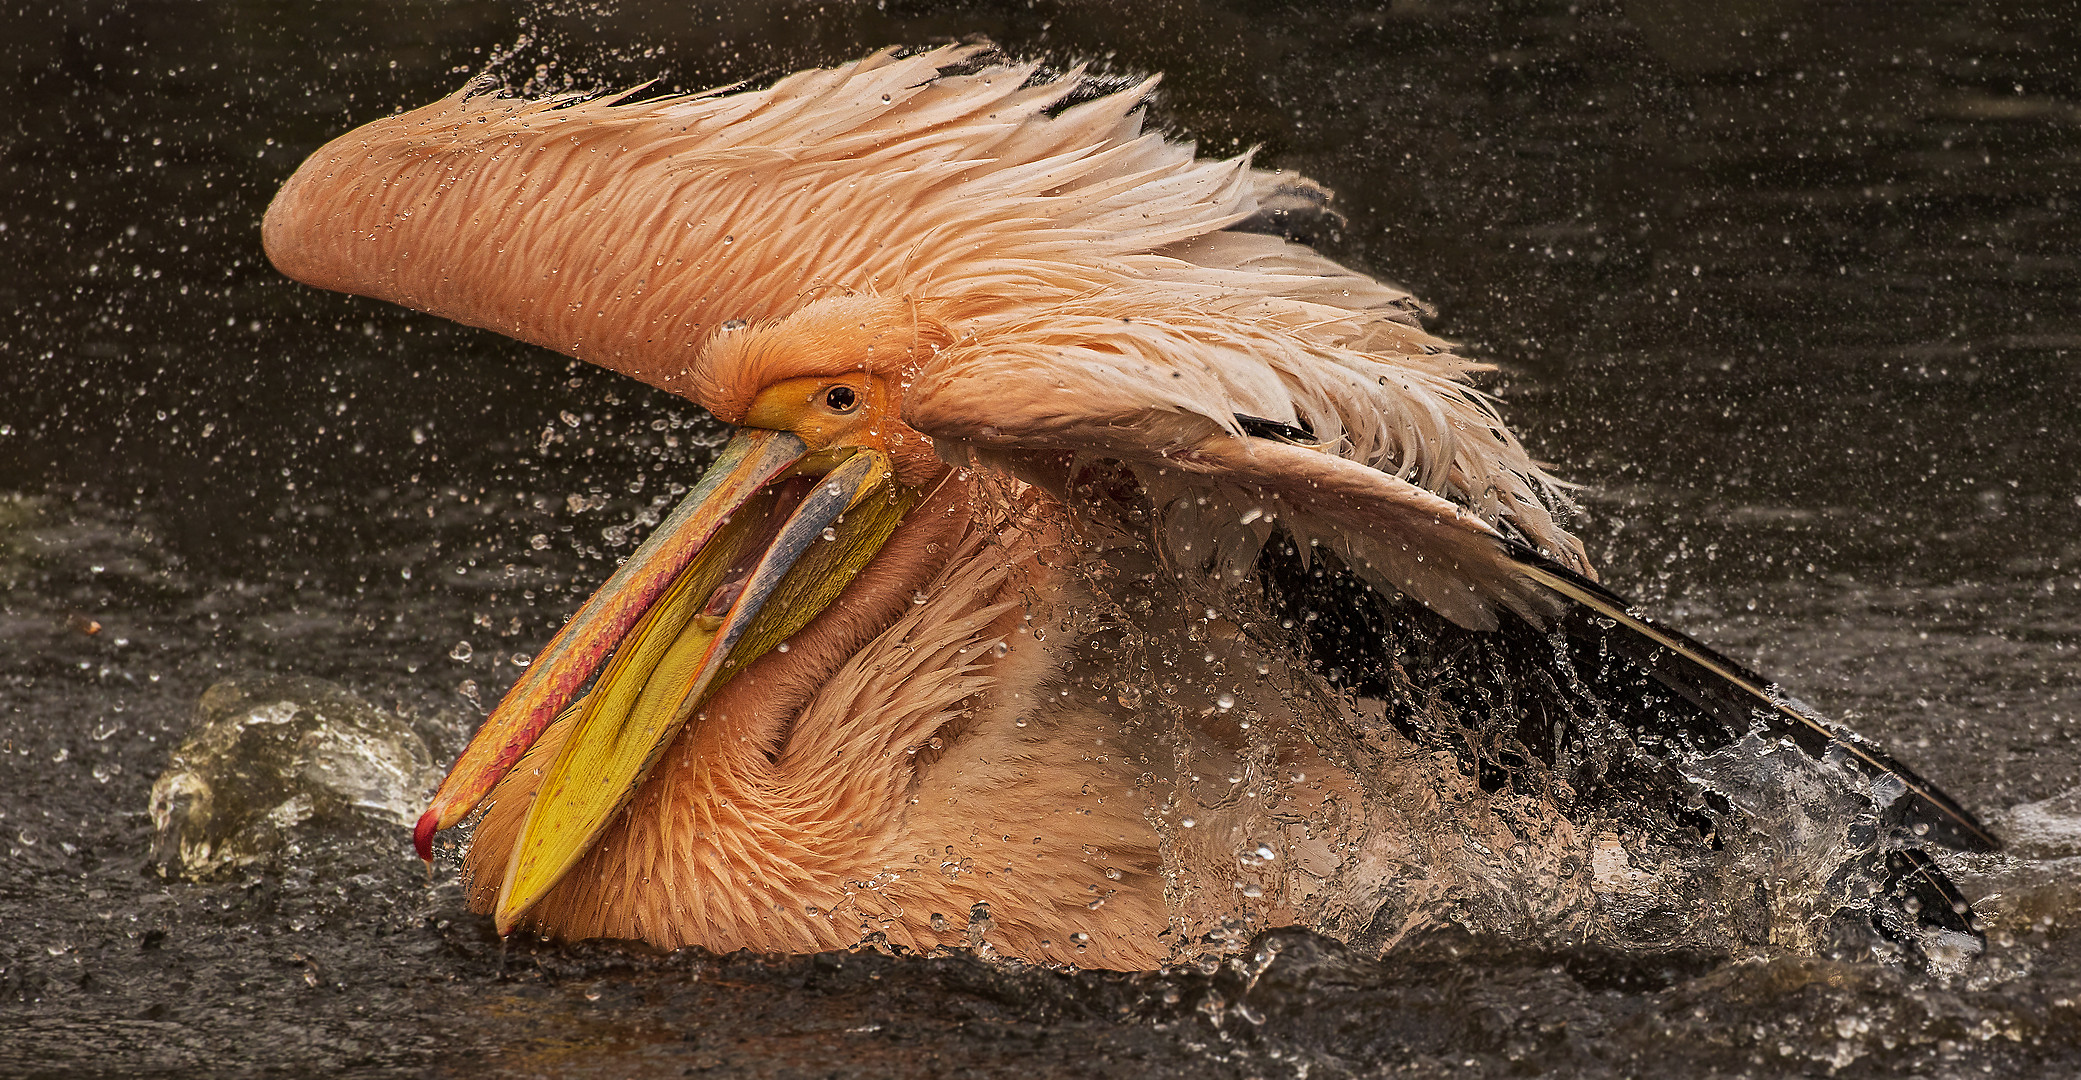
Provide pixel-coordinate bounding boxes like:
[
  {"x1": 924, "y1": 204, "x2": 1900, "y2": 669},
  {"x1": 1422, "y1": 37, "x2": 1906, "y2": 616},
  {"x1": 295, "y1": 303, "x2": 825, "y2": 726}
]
[{"x1": 412, "y1": 812, "x2": 438, "y2": 863}]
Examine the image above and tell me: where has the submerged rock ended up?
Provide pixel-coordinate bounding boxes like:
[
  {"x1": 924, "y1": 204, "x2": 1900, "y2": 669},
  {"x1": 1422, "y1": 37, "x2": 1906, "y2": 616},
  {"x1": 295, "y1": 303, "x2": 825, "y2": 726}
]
[{"x1": 149, "y1": 675, "x2": 439, "y2": 878}]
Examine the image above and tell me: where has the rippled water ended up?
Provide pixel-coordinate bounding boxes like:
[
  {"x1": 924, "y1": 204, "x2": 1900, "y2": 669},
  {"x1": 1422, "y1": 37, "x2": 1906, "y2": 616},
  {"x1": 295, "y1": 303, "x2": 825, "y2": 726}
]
[{"x1": 5, "y1": 1, "x2": 2080, "y2": 1076}]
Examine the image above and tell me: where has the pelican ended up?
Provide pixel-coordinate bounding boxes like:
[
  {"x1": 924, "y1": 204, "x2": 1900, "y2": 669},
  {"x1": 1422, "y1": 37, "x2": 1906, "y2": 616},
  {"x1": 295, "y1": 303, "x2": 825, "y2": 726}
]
[{"x1": 262, "y1": 45, "x2": 1996, "y2": 969}]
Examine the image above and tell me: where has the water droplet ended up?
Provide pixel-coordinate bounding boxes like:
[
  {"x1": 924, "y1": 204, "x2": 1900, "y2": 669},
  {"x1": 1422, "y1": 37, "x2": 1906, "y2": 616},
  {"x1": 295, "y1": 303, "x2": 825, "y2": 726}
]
[
  {"x1": 912, "y1": 590, "x2": 930, "y2": 606},
  {"x1": 1104, "y1": 867, "x2": 1122, "y2": 880},
  {"x1": 528, "y1": 534, "x2": 550, "y2": 550},
  {"x1": 511, "y1": 652, "x2": 532, "y2": 667},
  {"x1": 719, "y1": 318, "x2": 747, "y2": 332},
  {"x1": 1241, "y1": 884, "x2": 1263, "y2": 898},
  {"x1": 1216, "y1": 693, "x2": 1236, "y2": 711},
  {"x1": 721, "y1": 235, "x2": 735, "y2": 245},
  {"x1": 775, "y1": 641, "x2": 790, "y2": 654},
  {"x1": 1239, "y1": 507, "x2": 1264, "y2": 525},
  {"x1": 1180, "y1": 817, "x2": 1197, "y2": 829},
  {"x1": 991, "y1": 642, "x2": 1010, "y2": 658},
  {"x1": 821, "y1": 526, "x2": 838, "y2": 542}
]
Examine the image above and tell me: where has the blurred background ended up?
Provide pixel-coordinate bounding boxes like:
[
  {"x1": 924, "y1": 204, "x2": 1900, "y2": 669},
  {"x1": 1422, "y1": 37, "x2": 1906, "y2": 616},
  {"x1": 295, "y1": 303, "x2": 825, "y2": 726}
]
[{"x1": 3, "y1": 2, "x2": 2079, "y2": 1076}]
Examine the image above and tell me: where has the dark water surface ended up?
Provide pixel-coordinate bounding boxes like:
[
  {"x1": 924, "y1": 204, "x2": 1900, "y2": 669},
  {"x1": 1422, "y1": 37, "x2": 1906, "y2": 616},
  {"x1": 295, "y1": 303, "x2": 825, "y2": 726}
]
[{"x1": 5, "y1": 1, "x2": 2080, "y2": 1076}]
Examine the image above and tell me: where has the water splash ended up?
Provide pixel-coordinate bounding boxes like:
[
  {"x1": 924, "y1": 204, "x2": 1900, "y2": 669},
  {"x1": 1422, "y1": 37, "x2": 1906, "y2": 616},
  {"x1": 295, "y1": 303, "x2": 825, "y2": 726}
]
[{"x1": 148, "y1": 676, "x2": 441, "y2": 878}]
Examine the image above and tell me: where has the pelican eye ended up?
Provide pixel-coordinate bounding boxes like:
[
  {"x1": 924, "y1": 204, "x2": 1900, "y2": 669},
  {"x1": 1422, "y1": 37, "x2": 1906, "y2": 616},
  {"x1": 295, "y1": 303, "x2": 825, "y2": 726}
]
[{"x1": 824, "y1": 385, "x2": 859, "y2": 413}]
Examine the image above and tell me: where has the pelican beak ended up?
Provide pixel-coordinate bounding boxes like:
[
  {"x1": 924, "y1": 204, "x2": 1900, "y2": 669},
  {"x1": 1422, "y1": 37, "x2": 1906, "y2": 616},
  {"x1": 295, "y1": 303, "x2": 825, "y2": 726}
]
[{"x1": 410, "y1": 426, "x2": 915, "y2": 932}]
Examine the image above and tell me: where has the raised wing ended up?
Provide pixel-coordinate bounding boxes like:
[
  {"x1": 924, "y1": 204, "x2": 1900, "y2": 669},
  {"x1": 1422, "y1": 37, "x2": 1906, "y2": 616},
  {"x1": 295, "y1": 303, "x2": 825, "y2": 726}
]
[{"x1": 907, "y1": 334, "x2": 1998, "y2": 856}]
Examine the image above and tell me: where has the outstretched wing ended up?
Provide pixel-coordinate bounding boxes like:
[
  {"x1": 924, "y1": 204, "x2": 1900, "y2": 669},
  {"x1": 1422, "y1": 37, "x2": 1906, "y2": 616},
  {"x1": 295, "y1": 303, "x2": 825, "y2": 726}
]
[{"x1": 908, "y1": 342, "x2": 1998, "y2": 855}]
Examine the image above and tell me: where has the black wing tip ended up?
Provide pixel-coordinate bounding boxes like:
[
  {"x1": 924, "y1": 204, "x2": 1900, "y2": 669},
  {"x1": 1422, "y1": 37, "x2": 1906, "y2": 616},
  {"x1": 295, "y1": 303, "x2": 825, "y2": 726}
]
[
  {"x1": 1234, "y1": 413, "x2": 1319, "y2": 444},
  {"x1": 1502, "y1": 538, "x2": 2002, "y2": 855},
  {"x1": 1882, "y1": 847, "x2": 1984, "y2": 937},
  {"x1": 1901, "y1": 793, "x2": 2004, "y2": 854},
  {"x1": 1933, "y1": 820, "x2": 2004, "y2": 855}
]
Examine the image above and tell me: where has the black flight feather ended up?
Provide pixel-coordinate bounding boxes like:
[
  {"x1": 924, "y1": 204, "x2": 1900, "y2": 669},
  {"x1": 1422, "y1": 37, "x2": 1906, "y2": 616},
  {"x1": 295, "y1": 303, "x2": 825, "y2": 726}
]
[{"x1": 1502, "y1": 544, "x2": 2000, "y2": 855}]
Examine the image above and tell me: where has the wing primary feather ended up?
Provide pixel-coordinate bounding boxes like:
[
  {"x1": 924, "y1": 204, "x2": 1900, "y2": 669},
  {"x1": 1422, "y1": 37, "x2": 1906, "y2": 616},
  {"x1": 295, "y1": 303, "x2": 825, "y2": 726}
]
[
  {"x1": 1232, "y1": 413, "x2": 1317, "y2": 444},
  {"x1": 1506, "y1": 544, "x2": 2000, "y2": 854},
  {"x1": 1882, "y1": 848, "x2": 1979, "y2": 936}
]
